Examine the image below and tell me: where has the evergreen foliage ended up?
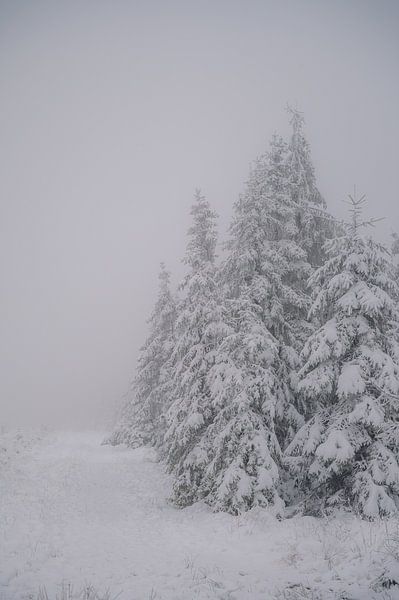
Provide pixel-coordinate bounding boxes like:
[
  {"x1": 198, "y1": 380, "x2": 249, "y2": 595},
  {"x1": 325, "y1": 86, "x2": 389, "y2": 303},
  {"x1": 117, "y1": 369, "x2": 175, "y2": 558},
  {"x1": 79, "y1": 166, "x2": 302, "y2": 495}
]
[
  {"x1": 286, "y1": 107, "x2": 338, "y2": 269},
  {"x1": 195, "y1": 132, "x2": 316, "y2": 514},
  {"x1": 106, "y1": 263, "x2": 176, "y2": 449},
  {"x1": 392, "y1": 233, "x2": 399, "y2": 283},
  {"x1": 286, "y1": 195, "x2": 399, "y2": 517},
  {"x1": 106, "y1": 110, "x2": 399, "y2": 520},
  {"x1": 165, "y1": 191, "x2": 228, "y2": 506}
]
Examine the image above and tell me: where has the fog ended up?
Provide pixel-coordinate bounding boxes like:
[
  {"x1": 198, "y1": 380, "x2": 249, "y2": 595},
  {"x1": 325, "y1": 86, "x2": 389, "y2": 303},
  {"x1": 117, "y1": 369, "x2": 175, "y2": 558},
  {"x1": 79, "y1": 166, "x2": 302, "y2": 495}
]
[{"x1": 1, "y1": 0, "x2": 398, "y2": 429}]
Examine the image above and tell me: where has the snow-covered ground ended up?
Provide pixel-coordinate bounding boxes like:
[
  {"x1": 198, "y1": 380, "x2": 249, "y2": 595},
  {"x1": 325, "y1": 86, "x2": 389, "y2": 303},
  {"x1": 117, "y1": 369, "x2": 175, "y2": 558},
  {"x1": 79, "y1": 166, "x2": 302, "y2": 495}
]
[{"x1": 1, "y1": 430, "x2": 398, "y2": 600}]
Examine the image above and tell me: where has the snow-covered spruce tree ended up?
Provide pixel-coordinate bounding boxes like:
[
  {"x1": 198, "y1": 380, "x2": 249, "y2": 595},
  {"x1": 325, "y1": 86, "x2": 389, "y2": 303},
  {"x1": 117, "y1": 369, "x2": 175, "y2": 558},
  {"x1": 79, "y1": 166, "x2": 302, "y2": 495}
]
[
  {"x1": 286, "y1": 107, "x2": 338, "y2": 269},
  {"x1": 165, "y1": 190, "x2": 228, "y2": 507},
  {"x1": 105, "y1": 263, "x2": 176, "y2": 449},
  {"x1": 197, "y1": 136, "x2": 314, "y2": 515},
  {"x1": 286, "y1": 194, "x2": 399, "y2": 518}
]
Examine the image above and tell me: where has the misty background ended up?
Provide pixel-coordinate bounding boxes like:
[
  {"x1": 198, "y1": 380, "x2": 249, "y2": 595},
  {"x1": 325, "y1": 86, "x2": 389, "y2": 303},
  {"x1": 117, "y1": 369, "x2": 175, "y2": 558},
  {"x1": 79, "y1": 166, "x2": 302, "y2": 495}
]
[{"x1": 1, "y1": 0, "x2": 398, "y2": 429}]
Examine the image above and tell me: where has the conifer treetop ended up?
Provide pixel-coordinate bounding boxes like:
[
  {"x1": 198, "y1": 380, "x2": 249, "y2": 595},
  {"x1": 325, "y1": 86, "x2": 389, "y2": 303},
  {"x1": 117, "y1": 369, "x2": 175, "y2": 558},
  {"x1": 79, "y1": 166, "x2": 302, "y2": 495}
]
[
  {"x1": 343, "y1": 188, "x2": 384, "y2": 236},
  {"x1": 286, "y1": 105, "x2": 327, "y2": 219},
  {"x1": 184, "y1": 189, "x2": 218, "y2": 270},
  {"x1": 286, "y1": 104, "x2": 305, "y2": 136}
]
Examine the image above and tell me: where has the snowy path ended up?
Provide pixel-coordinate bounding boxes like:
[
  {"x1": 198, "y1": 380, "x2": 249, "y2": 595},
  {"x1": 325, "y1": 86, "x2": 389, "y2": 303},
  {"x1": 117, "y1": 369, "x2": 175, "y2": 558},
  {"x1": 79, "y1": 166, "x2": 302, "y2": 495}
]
[{"x1": 0, "y1": 431, "x2": 396, "y2": 599}]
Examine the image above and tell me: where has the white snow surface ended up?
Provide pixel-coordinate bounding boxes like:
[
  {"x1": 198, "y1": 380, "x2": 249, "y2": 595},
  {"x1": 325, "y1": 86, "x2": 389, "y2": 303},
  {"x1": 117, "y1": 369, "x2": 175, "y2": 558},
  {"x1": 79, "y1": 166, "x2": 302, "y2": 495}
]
[{"x1": 1, "y1": 429, "x2": 399, "y2": 599}]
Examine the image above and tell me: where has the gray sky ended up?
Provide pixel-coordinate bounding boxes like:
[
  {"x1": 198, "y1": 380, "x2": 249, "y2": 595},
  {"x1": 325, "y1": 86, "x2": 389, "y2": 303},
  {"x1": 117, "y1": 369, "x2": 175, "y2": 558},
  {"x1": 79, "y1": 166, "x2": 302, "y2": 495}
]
[{"x1": 1, "y1": 0, "x2": 398, "y2": 429}]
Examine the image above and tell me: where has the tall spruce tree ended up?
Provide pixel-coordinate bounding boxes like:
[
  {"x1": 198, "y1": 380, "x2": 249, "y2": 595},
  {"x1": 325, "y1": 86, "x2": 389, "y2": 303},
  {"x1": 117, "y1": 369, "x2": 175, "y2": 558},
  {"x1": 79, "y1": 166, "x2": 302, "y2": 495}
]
[
  {"x1": 286, "y1": 195, "x2": 399, "y2": 518},
  {"x1": 165, "y1": 191, "x2": 228, "y2": 507},
  {"x1": 197, "y1": 135, "x2": 314, "y2": 515},
  {"x1": 105, "y1": 263, "x2": 176, "y2": 449},
  {"x1": 239, "y1": 135, "x2": 312, "y2": 442}
]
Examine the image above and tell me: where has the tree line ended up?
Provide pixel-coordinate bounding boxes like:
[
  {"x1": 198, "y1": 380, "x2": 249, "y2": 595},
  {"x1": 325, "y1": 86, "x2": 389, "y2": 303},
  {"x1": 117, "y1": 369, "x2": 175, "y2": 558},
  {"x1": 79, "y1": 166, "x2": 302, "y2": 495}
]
[{"x1": 105, "y1": 108, "x2": 399, "y2": 519}]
